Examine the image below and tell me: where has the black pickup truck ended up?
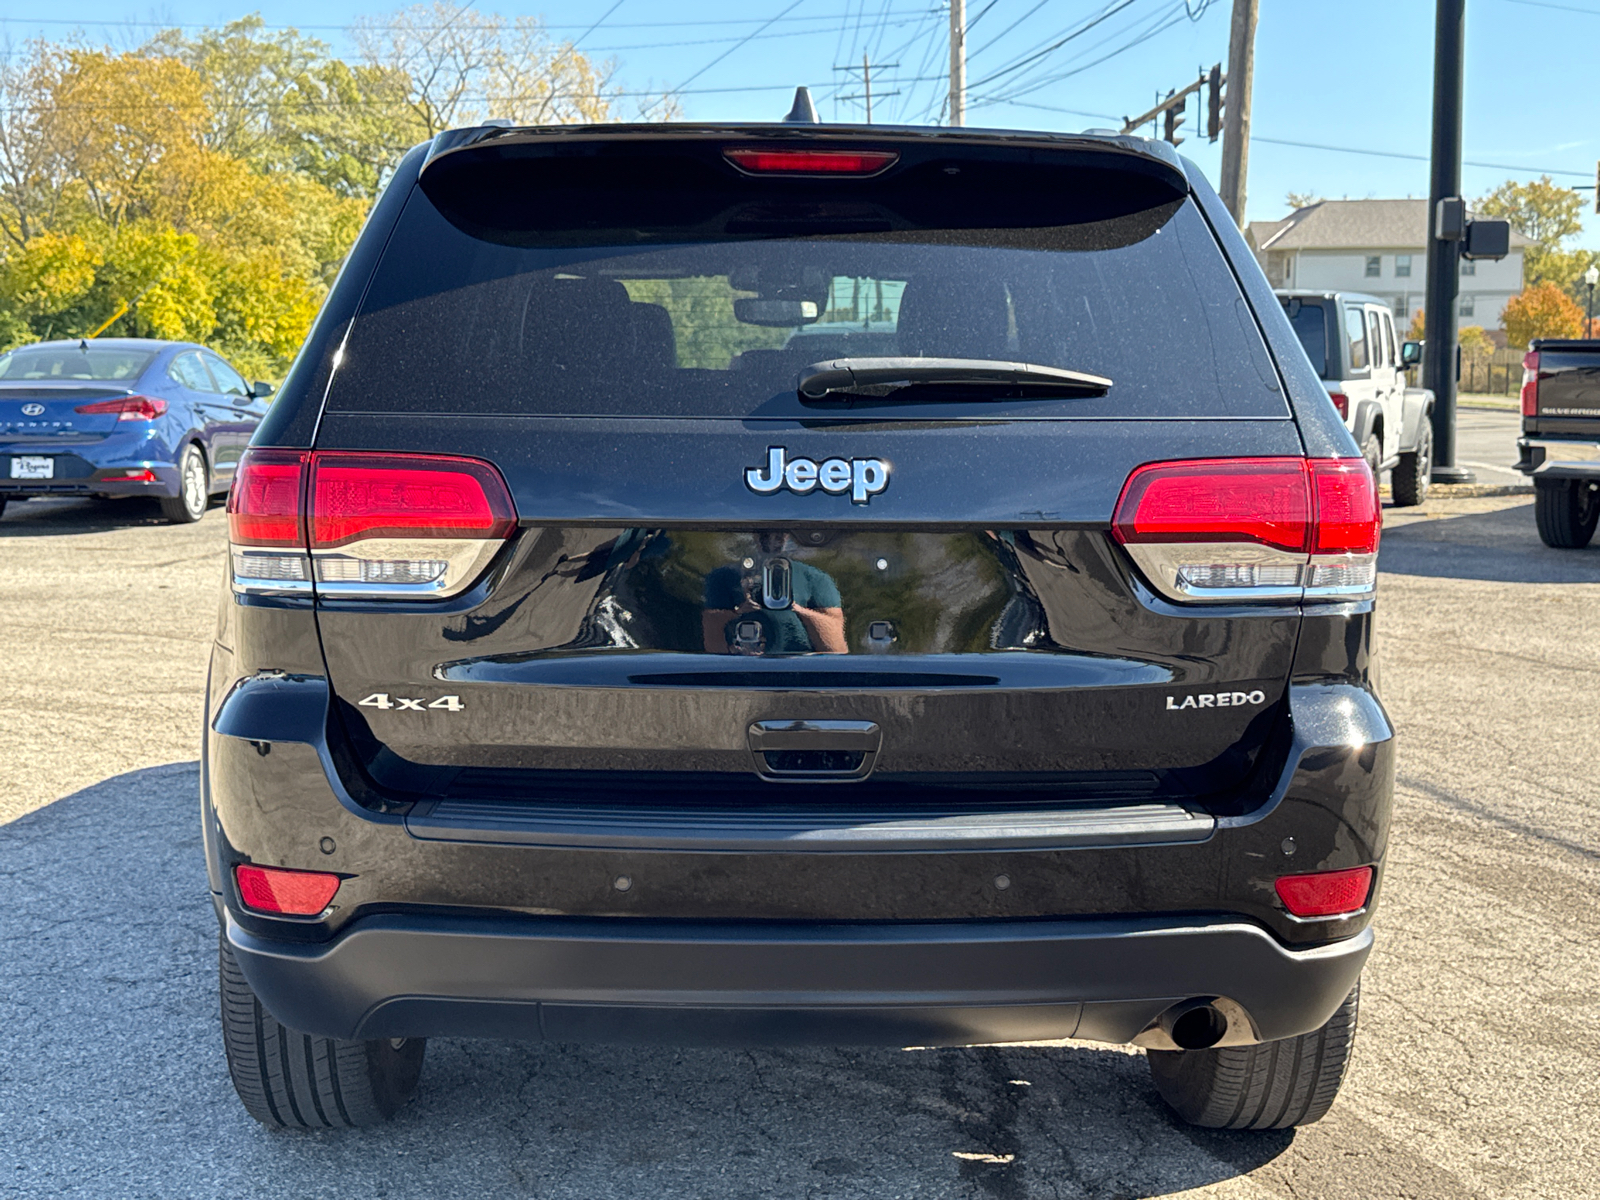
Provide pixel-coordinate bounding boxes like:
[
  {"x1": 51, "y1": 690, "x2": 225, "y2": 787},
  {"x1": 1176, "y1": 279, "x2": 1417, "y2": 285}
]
[{"x1": 1517, "y1": 338, "x2": 1600, "y2": 548}]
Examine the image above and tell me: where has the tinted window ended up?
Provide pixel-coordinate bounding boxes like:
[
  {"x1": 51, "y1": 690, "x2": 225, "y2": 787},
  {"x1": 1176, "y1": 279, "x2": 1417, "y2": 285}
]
[
  {"x1": 0, "y1": 345, "x2": 154, "y2": 381},
  {"x1": 168, "y1": 352, "x2": 216, "y2": 392},
  {"x1": 1281, "y1": 298, "x2": 1328, "y2": 377},
  {"x1": 204, "y1": 352, "x2": 250, "y2": 397},
  {"x1": 328, "y1": 162, "x2": 1286, "y2": 421},
  {"x1": 1344, "y1": 308, "x2": 1369, "y2": 372}
]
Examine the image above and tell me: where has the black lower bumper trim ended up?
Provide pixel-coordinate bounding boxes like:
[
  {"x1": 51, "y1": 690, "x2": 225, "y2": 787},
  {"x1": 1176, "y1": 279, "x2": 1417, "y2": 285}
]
[{"x1": 227, "y1": 912, "x2": 1371, "y2": 1048}]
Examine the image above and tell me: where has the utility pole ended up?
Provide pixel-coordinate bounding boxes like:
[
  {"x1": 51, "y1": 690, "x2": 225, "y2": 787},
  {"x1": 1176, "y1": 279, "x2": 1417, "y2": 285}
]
[
  {"x1": 834, "y1": 55, "x2": 900, "y2": 124},
  {"x1": 1424, "y1": 0, "x2": 1473, "y2": 483},
  {"x1": 1218, "y1": 0, "x2": 1258, "y2": 227},
  {"x1": 949, "y1": 0, "x2": 966, "y2": 126}
]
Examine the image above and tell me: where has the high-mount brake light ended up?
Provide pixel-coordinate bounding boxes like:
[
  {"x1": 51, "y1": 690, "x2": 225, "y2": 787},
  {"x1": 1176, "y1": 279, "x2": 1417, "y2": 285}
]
[
  {"x1": 226, "y1": 449, "x2": 517, "y2": 599},
  {"x1": 723, "y1": 147, "x2": 899, "y2": 175},
  {"x1": 235, "y1": 864, "x2": 342, "y2": 916},
  {"x1": 1328, "y1": 391, "x2": 1349, "y2": 420},
  {"x1": 1520, "y1": 350, "x2": 1540, "y2": 417},
  {"x1": 1112, "y1": 457, "x2": 1379, "y2": 603},
  {"x1": 1275, "y1": 866, "x2": 1373, "y2": 918},
  {"x1": 73, "y1": 395, "x2": 168, "y2": 421}
]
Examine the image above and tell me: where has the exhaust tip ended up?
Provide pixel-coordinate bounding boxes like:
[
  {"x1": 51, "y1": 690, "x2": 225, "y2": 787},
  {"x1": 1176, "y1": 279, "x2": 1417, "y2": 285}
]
[{"x1": 1166, "y1": 1003, "x2": 1229, "y2": 1050}]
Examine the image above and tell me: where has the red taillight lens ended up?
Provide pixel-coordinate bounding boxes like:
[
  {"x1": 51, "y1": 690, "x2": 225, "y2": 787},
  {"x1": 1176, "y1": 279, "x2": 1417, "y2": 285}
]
[
  {"x1": 1113, "y1": 458, "x2": 1311, "y2": 553},
  {"x1": 1328, "y1": 391, "x2": 1349, "y2": 420},
  {"x1": 74, "y1": 395, "x2": 168, "y2": 421},
  {"x1": 228, "y1": 449, "x2": 307, "y2": 547},
  {"x1": 1112, "y1": 457, "x2": 1380, "y2": 602},
  {"x1": 309, "y1": 452, "x2": 515, "y2": 547},
  {"x1": 1275, "y1": 866, "x2": 1373, "y2": 917},
  {"x1": 723, "y1": 147, "x2": 899, "y2": 175},
  {"x1": 1310, "y1": 458, "x2": 1380, "y2": 555},
  {"x1": 1520, "y1": 350, "x2": 1540, "y2": 417},
  {"x1": 235, "y1": 864, "x2": 341, "y2": 915}
]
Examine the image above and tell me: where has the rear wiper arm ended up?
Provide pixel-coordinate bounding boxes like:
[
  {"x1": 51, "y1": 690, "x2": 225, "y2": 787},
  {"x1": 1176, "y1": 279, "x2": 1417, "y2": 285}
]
[{"x1": 796, "y1": 357, "x2": 1112, "y2": 400}]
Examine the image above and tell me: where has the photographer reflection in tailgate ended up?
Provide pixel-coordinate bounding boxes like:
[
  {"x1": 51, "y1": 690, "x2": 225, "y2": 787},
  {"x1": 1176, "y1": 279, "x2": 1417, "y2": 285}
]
[{"x1": 702, "y1": 532, "x2": 847, "y2": 655}]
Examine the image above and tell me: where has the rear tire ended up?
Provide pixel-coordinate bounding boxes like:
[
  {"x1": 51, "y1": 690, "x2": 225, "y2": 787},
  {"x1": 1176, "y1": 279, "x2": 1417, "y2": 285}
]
[
  {"x1": 1534, "y1": 478, "x2": 1599, "y2": 549},
  {"x1": 219, "y1": 936, "x2": 426, "y2": 1129},
  {"x1": 1148, "y1": 983, "x2": 1359, "y2": 1129},
  {"x1": 1360, "y1": 432, "x2": 1382, "y2": 487},
  {"x1": 159, "y1": 444, "x2": 208, "y2": 524},
  {"x1": 1390, "y1": 421, "x2": 1431, "y2": 507}
]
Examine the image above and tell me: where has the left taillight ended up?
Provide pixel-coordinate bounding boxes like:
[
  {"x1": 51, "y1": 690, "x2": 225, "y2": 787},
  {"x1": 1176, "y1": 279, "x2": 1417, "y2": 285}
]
[
  {"x1": 74, "y1": 395, "x2": 167, "y2": 421},
  {"x1": 235, "y1": 864, "x2": 342, "y2": 916},
  {"x1": 1112, "y1": 456, "x2": 1380, "y2": 603},
  {"x1": 228, "y1": 449, "x2": 311, "y2": 595},
  {"x1": 227, "y1": 449, "x2": 517, "y2": 599}
]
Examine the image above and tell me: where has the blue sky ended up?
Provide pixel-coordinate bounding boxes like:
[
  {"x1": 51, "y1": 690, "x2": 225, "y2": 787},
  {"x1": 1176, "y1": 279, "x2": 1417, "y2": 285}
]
[{"x1": 7, "y1": 0, "x2": 1599, "y2": 244}]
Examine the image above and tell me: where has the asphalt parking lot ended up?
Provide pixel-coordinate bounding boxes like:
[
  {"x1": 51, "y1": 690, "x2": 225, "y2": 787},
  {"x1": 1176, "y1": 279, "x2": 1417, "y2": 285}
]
[{"x1": 2, "y1": 410, "x2": 1597, "y2": 1199}]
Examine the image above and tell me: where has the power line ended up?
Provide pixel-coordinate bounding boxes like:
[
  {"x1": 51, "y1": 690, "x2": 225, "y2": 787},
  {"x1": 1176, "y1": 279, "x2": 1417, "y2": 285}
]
[
  {"x1": 1251, "y1": 135, "x2": 1592, "y2": 178},
  {"x1": 674, "y1": 0, "x2": 806, "y2": 91},
  {"x1": 968, "y1": 0, "x2": 1143, "y2": 91},
  {"x1": 0, "y1": 9, "x2": 930, "y2": 33},
  {"x1": 973, "y1": 1, "x2": 1190, "y2": 104},
  {"x1": 570, "y1": 1, "x2": 625, "y2": 49}
]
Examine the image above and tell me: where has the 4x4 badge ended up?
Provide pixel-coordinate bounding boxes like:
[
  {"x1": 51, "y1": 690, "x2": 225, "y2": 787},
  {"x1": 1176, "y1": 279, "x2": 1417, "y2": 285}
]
[{"x1": 745, "y1": 446, "x2": 889, "y2": 505}]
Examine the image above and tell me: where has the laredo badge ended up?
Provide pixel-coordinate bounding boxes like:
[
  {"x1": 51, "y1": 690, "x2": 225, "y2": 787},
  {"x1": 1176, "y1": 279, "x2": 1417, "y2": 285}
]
[{"x1": 1166, "y1": 690, "x2": 1267, "y2": 710}]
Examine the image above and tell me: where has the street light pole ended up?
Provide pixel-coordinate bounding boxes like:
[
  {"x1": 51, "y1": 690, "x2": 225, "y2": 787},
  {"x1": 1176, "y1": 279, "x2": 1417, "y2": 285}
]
[
  {"x1": 1586, "y1": 264, "x2": 1598, "y2": 337},
  {"x1": 1424, "y1": 0, "x2": 1473, "y2": 484}
]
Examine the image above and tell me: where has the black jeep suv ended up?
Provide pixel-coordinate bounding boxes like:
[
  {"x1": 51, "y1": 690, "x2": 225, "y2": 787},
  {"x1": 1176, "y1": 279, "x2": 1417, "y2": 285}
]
[{"x1": 205, "y1": 123, "x2": 1391, "y2": 1132}]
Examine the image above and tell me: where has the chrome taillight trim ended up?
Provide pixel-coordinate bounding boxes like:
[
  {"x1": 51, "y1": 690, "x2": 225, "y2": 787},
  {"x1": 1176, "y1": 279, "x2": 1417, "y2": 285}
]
[{"x1": 1122, "y1": 542, "x2": 1376, "y2": 605}]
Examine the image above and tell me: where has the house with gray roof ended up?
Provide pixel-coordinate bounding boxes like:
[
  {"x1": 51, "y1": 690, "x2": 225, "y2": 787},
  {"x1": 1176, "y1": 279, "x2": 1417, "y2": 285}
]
[{"x1": 1247, "y1": 199, "x2": 1529, "y2": 331}]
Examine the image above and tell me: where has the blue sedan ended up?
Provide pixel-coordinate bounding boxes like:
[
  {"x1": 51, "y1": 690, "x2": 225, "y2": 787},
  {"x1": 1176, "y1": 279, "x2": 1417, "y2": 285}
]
[{"x1": 0, "y1": 339, "x2": 272, "y2": 523}]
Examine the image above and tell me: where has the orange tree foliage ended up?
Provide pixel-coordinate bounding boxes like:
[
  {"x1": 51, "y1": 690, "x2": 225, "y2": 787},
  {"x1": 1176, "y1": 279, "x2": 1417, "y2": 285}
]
[{"x1": 1503, "y1": 281, "x2": 1585, "y2": 349}]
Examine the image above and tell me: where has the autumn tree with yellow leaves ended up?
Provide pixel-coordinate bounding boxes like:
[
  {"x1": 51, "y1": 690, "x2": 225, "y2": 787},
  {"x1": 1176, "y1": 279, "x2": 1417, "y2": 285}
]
[{"x1": 0, "y1": 7, "x2": 675, "y2": 377}]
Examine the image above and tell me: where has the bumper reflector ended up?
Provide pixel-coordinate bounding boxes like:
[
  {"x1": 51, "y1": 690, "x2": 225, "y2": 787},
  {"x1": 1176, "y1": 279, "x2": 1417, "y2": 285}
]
[
  {"x1": 1275, "y1": 866, "x2": 1373, "y2": 917},
  {"x1": 236, "y1": 864, "x2": 342, "y2": 915}
]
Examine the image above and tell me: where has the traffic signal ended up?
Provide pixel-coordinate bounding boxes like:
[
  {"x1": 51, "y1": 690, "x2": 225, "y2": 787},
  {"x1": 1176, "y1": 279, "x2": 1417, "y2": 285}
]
[
  {"x1": 1207, "y1": 63, "x2": 1223, "y2": 141},
  {"x1": 1163, "y1": 92, "x2": 1186, "y2": 146}
]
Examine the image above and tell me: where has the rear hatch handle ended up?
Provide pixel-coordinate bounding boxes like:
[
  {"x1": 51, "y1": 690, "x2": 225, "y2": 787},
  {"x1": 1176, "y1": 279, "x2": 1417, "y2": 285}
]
[{"x1": 748, "y1": 719, "x2": 882, "y2": 782}]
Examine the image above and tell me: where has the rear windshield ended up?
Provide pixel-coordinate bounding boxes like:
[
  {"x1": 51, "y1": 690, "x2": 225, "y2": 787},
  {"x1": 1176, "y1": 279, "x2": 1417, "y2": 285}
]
[
  {"x1": 328, "y1": 147, "x2": 1286, "y2": 420},
  {"x1": 1280, "y1": 299, "x2": 1329, "y2": 378},
  {"x1": 0, "y1": 346, "x2": 155, "y2": 381}
]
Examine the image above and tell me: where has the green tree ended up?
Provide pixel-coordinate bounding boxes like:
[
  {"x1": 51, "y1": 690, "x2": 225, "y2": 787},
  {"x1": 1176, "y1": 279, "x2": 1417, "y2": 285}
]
[{"x1": 1477, "y1": 176, "x2": 1595, "y2": 293}]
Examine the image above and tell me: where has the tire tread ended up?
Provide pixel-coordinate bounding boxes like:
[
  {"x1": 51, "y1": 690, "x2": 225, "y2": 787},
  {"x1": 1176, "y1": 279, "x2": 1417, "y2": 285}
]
[
  {"x1": 218, "y1": 936, "x2": 424, "y2": 1129},
  {"x1": 1148, "y1": 983, "x2": 1359, "y2": 1130}
]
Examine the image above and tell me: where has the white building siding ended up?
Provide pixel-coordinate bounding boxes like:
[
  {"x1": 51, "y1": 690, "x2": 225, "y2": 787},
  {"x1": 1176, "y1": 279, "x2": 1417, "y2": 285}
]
[{"x1": 1276, "y1": 249, "x2": 1523, "y2": 329}]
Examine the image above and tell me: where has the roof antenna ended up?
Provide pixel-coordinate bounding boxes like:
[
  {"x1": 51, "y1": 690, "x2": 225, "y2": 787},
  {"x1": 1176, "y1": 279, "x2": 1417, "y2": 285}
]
[
  {"x1": 79, "y1": 338, "x2": 88, "y2": 350},
  {"x1": 782, "y1": 86, "x2": 820, "y2": 124}
]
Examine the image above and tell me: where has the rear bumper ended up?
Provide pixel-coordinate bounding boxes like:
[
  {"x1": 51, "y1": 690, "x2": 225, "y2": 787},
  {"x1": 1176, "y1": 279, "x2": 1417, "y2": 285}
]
[
  {"x1": 1517, "y1": 436, "x2": 1600, "y2": 479},
  {"x1": 227, "y1": 910, "x2": 1372, "y2": 1047},
  {"x1": 0, "y1": 436, "x2": 183, "y2": 497}
]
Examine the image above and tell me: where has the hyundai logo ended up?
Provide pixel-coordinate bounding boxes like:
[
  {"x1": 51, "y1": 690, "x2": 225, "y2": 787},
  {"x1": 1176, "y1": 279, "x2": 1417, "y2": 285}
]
[{"x1": 20, "y1": 404, "x2": 44, "y2": 416}]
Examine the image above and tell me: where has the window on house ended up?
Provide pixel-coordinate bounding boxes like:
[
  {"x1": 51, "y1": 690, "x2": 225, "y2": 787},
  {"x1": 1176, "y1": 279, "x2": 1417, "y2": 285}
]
[
  {"x1": 1460, "y1": 259, "x2": 1475, "y2": 276},
  {"x1": 1459, "y1": 294, "x2": 1475, "y2": 317},
  {"x1": 1395, "y1": 254, "x2": 1412, "y2": 277},
  {"x1": 1365, "y1": 256, "x2": 1381, "y2": 277},
  {"x1": 1392, "y1": 297, "x2": 1408, "y2": 319}
]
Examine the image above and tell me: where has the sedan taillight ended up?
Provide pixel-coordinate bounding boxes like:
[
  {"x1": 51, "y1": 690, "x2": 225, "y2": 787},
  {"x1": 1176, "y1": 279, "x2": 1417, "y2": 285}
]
[
  {"x1": 73, "y1": 395, "x2": 168, "y2": 421},
  {"x1": 1112, "y1": 457, "x2": 1380, "y2": 603},
  {"x1": 227, "y1": 449, "x2": 516, "y2": 598}
]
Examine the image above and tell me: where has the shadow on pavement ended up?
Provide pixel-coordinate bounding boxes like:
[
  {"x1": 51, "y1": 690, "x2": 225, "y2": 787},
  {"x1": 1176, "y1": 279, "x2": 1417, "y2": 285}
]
[
  {"x1": 1379, "y1": 502, "x2": 1600, "y2": 584},
  {"x1": 0, "y1": 763, "x2": 1291, "y2": 1200},
  {"x1": 0, "y1": 495, "x2": 227, "y2": 536}
]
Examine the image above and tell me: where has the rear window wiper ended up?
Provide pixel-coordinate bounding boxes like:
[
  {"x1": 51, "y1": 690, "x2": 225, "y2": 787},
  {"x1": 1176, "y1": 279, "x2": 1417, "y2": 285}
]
[{"x1": 796, "y1": 357, "x2": 1113, "y2": 400}]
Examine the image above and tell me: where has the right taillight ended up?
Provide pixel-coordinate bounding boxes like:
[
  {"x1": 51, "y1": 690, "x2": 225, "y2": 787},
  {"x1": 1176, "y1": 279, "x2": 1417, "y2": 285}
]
[
  {"x1": 1327, "y1": 391, "x2": 1349, "y2": 420},
  {"x1": 227, "y1": 448, "x2": 516, "y2": 598},
  {"x1": 1520, "y1": 350, "x2": 1540, "y2": 417},
  {"x1": 1113, "y1": 457, "x2": 1379, "y2": 603}
]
